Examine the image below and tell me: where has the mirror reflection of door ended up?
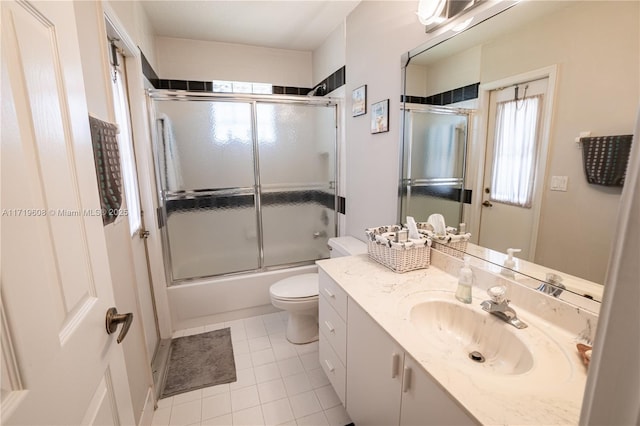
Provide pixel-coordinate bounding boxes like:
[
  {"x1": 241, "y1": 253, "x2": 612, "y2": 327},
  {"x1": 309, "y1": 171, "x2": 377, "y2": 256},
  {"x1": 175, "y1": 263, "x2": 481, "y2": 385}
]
[{"x1": 479, "y1": 78, "x2": 549, "y2": 260}]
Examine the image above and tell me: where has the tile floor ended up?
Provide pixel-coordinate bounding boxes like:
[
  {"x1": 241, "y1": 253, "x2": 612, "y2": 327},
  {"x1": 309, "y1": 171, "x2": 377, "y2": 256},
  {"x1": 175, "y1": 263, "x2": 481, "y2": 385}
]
[{"x1": 151, "y1": 312, "x2": 352, "y2": 426}]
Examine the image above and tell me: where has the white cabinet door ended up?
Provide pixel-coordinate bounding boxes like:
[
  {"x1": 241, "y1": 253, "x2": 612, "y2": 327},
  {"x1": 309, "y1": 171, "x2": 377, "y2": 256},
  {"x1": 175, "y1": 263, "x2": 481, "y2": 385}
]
[
  {"x1": 400, "y1": 355, "x2": 476, "y2": 426},
  {"x1": 1, "y1": 1, "x2": 134, "y2": 424},
  {"x1": 346, "y1": 299, "x2": 402, "y2": 426}
]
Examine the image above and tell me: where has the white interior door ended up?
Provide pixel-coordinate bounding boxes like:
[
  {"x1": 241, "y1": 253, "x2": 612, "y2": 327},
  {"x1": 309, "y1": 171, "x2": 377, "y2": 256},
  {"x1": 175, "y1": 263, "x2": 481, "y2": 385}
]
[
  {"x1": 478, "y1": 78, "x2": 548, "y2": 260},
  {"x1": 1, "y1": 1, "x2": 134, "y2": 424}
]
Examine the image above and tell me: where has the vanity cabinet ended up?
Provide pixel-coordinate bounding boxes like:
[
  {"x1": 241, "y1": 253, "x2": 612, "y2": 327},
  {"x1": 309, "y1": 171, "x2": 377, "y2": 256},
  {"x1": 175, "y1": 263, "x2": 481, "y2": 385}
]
[
  {"x1": 319, "y1": 271, "x2": 476, "y2": 425},
  {"x1": 346, "y1": 299, "x2": 475, "y2": 426}
]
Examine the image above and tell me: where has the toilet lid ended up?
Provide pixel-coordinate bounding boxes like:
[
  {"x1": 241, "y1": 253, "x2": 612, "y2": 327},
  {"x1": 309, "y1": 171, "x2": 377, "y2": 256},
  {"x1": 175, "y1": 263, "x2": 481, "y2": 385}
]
[{"x1": 270, "y1": 273, "x2": 318, "y2": 299}]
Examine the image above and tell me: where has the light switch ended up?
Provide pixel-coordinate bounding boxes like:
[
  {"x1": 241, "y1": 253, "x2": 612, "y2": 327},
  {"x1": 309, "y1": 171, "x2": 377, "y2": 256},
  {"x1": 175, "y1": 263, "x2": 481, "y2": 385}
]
[{"x1": 550, "y1": 176, "x2": 568, "y2": 191}]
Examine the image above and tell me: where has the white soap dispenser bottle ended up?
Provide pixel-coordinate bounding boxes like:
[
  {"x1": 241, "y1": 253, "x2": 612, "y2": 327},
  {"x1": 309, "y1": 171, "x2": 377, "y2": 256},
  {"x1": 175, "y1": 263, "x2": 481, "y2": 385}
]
[
  {"x1": 501, "y1": 248, "x2": 521, "y2": 279},
  {"x1": 455, "y1": 258, "x2": 473, "y2": 304}
]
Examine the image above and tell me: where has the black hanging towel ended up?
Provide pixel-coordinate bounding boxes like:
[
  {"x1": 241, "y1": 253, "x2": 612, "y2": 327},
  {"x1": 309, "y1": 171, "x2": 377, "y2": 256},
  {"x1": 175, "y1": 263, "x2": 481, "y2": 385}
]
[
  {"x1": 89, "y1": 115, "x2": 122, "y2": 225},
  {"x1": 580, "y1": 134, "x2": 633, "y2": 187}
]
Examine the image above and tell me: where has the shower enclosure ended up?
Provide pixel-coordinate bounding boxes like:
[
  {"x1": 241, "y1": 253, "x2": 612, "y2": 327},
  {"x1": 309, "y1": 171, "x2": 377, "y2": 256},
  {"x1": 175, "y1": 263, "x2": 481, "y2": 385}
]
[
  {"x1": 400, "y1": 106, "x2": 472, "y2": 227},
  {"x1": 148, "y1": 91, "x2": 338, "y2": 284}
]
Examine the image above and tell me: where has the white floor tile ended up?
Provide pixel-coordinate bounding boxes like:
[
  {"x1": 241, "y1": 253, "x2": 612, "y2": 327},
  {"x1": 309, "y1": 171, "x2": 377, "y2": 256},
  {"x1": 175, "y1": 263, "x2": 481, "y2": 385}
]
[
  {"x1": 202, "y1": 383, "x2": 230, "y2": 398},
  {"x1": 232, "y1": 405, "x2": 265, "y2": 426},
  {"x1": 231, "y1": 385, "x2": 261, "y2": 411},
  {"x1": 232, "y1": 339, "x2": 250, "y2": 355},
  {"x1": 254, "y1": 362, "x2": 282, "y2": 384},
  {"x1": 295, "y1": 341, "x2": 319, "y2": 355},
  {"x1": 277, "y1": 357, "x2": 305, "y2": 377},
  {"x1": 268, "y1": 332, "x2": 288, "y2": 346},
  {"x1": 306, "y1": 368, "x2": 330, "y2": 389},
  {"x1": 201, "y1": 392, "x2": 232, "y2": 420},
  {"x1": 156, "y1": 396, "x2": 173, "y2": 409},
  {"x1": 282, "y1": 372, "x2": 312, "y2": 396},
  {"x1": 314, "y1": 386, "x2": 341, "y2": 410},
  {"x1": 243, "y1": 316, "x2": 264, "y2": 329},
  {"x1": 200, "y1": 413, "x2": 232, "y2": 426},
  {"x1": 265, "y1": 320, "x2": 286, "y2": 335},
  {"x1": 234, "y1": 353, "x2": 253, "y2": 370},
  {"x1": 299, "y1": 351, "x2": 320, "y2": 371},
  {"x1": 261, "y1": 398, "x2": 295, "y2": 426},
  {"x1": 289, "y1": 390, "x2": 322, "y2": 419},
  {"x1": 262, "y1": 312, "x2": 284, "y2": 323},
  {"x1": 257, "y1": 379, "x2": 288, "y2": 404},
  {"x1": 323, "y1": 404, "x2": 351, "y2": 426},
  {"x1": 249, "y1": 336, "x2": 272, "y2": 352},
  {"x1": 173, "y1": 389, "x2": 203, "y2": 406},
  {"x1": 251, "y1": 348, "x2": 276, "y2": 366},
  {"x1": 271, "y1": 343, "x2": 299, "y2": 361},
  {"x1": 229, "y1": 367, "x2": 256, "y2": 391},
  {"x1": 245, "y1": 321, "x2": 268, "y2": 339},
  {"x1": 151, "y1": 406, "x2": 171, "y2": 426},
  {"x1": 296, "y1": 411, "x2": 329, "y2": 426},
  {"x1": 169, "y1": 398, "x2": 201, "y2": 426}
]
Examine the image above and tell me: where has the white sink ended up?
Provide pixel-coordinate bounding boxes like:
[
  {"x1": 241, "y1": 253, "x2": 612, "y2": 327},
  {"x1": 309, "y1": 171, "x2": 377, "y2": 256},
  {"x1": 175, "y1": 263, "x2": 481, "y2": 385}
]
[{"x1": 410, "y1": 299, "x2": 534, "y2": 375}]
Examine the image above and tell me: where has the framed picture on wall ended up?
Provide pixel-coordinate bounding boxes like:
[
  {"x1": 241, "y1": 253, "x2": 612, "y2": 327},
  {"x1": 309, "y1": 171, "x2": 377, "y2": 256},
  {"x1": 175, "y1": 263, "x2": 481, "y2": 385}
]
[
  {"x1": 371, "y1": 99, "x2": 389, "y2": 134},
  {"x1": 352, "y1": 85, "x2": 367, "y2": 117}
]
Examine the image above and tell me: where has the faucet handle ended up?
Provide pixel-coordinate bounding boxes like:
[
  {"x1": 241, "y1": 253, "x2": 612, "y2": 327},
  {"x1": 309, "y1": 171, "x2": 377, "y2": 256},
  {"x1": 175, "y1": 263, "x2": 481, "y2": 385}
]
[{"x1": 487, "y1": 286, "x2": 507, "y2": 303}]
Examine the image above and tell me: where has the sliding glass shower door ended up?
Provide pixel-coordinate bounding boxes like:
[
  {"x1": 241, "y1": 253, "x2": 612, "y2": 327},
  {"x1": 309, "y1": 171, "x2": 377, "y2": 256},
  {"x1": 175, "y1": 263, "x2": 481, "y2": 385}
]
[
  {"x1": 151, "y1": 92, "x2": 337, "y2": 283},
  {"x1": 401, "y1": 107, "x2": 471, "y2": 227}
]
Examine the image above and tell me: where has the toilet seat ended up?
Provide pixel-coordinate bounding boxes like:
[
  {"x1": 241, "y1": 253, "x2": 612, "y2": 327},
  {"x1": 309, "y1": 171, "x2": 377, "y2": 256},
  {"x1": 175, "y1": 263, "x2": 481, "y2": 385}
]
[{"x1": 269, "y1": 273, "x2": 318, "y2": 300}]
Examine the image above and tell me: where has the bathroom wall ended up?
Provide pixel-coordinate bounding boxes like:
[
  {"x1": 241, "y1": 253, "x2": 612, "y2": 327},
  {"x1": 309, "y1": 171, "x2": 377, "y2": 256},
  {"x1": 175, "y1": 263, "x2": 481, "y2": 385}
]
[
  {"x1": 155, "y1": 36, "x2": 313, "y2": 87},
  {"x1": 479, "y1": 1, "x2": 639, "y2": 283},
  {"x1": 73, "y1": 2, "x2": 158, "y2": 424},
  {"x1": 107, "y1": 0, "x2": 158, "y2": 70},
  {"x1": 312, "y1": 21, "x2": 346, "y2": 86},
  {"x1": 344, "y1": 1, "x2": 440, "y2": 237}
]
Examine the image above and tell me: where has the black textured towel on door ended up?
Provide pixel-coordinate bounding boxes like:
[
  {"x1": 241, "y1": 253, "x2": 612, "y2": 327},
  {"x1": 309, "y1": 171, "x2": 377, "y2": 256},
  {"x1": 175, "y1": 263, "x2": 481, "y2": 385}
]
[
  {"x1": 581, "y1": 134, "x2": 633, "y2": 187},
  {"x1": 160, "y1": 328, "x2": 236, "y2": 399}
]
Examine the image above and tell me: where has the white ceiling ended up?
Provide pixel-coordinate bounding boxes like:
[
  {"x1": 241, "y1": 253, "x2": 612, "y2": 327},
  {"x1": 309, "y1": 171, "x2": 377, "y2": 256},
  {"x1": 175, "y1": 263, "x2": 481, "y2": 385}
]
[{"x1": 141, "y1": 1, "x2": 361, "y2": 52}]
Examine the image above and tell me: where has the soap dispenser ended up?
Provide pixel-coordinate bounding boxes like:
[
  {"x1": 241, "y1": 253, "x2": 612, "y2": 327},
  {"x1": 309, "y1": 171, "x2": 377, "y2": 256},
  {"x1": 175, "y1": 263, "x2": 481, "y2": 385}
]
[
  {"x1": 501, "y1": 248, "x2": 521, "y2": 279},
  {"x1": 455, "y1": 258, "x2": 473, "y2": 304}
]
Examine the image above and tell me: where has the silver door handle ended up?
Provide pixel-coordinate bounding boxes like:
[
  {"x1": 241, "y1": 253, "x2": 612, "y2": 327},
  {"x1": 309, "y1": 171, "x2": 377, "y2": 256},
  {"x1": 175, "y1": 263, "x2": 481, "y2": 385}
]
[
  {"x1": 482, "y1": 200, "x2": 493, "y2": 207},
  {"x1": 105, "y1": 307, "x2": 133, "y2": 344}
]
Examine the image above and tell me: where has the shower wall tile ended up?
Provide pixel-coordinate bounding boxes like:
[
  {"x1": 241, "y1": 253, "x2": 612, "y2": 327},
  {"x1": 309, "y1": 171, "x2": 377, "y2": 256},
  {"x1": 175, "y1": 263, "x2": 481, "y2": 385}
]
[{"x1": 401, "y1": 82, "x2": 480, "y2": 106}]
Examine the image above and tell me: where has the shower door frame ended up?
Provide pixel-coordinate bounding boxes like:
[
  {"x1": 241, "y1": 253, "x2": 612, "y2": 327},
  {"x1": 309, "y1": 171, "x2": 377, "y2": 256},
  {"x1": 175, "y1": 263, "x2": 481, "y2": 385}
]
[
  {"x1": 399, "y1": 105, "x2": 474, "y2": 226},
  {"x1": 147, "y1": 90, "x2": 339, "y2": 286}
]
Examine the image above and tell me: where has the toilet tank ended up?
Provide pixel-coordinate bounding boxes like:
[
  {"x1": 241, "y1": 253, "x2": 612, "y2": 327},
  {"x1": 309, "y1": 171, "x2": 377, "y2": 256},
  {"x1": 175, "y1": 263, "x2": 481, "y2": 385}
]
[{"x1": 328, "y1": 236, "x2": 367, "y2": 258}]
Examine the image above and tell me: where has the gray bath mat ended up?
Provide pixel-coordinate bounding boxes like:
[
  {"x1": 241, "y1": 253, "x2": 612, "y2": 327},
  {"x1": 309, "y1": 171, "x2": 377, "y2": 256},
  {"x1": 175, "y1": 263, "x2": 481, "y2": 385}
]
[{"x1": 160, "y1": 328, "x2": 236, "y2": 399}]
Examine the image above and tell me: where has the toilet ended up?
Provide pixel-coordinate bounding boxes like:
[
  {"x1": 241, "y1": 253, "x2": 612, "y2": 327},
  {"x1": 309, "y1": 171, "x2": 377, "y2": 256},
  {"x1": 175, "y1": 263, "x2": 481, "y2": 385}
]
[{"x1": 269, "y1": 236, "x2": 367, "y2": 344}]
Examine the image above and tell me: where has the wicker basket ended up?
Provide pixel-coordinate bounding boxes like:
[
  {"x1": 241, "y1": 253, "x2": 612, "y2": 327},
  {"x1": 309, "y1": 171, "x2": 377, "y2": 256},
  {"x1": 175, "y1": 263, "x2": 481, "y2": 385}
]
[
  {"x1": 365, "y1": 226, "x2": 431, "y2": 273},
  {"x1": 430, "y1": 238, "x2": 468, "y2": 258}
]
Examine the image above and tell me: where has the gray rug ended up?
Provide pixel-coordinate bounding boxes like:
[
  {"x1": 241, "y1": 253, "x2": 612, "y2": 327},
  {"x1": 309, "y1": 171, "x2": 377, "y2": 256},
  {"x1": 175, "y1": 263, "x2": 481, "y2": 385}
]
[{"x1": 160, "y1": 328, "x2": 236, "y2": 399}]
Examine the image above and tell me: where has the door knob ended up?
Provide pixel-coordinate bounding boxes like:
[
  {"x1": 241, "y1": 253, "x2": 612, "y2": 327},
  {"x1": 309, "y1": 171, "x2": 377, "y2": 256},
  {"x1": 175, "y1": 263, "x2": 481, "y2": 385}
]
[
  {"x1": 482, "y1": 200, "x2": 493, "y2": 207},
  {"x1": 105, "y1": 307, "x2": 133, "y2": 344}
]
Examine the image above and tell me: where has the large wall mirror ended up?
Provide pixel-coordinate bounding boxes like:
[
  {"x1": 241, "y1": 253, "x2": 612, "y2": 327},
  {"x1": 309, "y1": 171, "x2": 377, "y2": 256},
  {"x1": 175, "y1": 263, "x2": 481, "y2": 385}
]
[{"x1": 401, "y1": 0, "x2": 639, "y2": 303}]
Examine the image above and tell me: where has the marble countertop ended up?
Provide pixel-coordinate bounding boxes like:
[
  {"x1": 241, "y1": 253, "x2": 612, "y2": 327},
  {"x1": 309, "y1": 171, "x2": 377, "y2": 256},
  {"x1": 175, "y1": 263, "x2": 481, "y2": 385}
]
[{"x1": 317, "y1": 254, "x2": 590, "y2": 425}]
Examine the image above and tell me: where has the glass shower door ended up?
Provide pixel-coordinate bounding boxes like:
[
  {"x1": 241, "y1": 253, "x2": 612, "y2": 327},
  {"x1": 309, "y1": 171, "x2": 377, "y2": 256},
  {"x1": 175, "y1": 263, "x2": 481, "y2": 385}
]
[
  {"x1": 402, "y1": 108, "x2": 469, "y2": 227},
  {"x1": 155, "y1": 100, "x2": 260, "y2": 280},
  {"x1": 256, "y1": 102, "x2": 336, "y2": 267}
]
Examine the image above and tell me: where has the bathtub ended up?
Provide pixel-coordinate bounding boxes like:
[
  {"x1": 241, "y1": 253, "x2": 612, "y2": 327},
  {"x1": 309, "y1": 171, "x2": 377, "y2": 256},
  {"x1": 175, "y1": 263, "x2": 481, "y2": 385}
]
[{"x1": 166, "y1": 264, "x2": 318, "y2": 330}]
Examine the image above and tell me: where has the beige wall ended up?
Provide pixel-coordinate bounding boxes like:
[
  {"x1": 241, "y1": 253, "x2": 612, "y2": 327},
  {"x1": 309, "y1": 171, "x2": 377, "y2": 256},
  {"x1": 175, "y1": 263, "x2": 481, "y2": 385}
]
[
  {"x1": 480, "y1": 1, "x2": 639, "y2": 283},
  {"x1": 73, "y1": 1, "x2": 157, "y2": 423},
  {"x1": 312, "y1": 21, "x2": 346, "y2": 84},
  {"x1": 107, "y1": 0, "x2": 159, "y2": 70},
  {"x1": 156, "y1": 36, "x2": 313, "y2": 86}
]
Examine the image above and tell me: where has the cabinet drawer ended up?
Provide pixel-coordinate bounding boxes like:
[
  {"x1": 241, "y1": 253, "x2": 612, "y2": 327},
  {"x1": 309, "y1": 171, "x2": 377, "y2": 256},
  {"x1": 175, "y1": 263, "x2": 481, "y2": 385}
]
[
  {"x1": 319, "y1": 332, "x2": 346, "y2": 405},
  {"x1": 318, "y1": 269, "x2": 348, "y2": 320},
  {"x1": 319, "y1": 294, "x2": 347, "y2": 364}
]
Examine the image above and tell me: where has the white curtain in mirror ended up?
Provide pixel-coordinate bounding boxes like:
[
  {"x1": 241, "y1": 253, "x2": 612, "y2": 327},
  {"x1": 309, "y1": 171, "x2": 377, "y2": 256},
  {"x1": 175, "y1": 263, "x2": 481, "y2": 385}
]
[{"x1": 490, "y1": 95, "x2": 542, "y2": 208}]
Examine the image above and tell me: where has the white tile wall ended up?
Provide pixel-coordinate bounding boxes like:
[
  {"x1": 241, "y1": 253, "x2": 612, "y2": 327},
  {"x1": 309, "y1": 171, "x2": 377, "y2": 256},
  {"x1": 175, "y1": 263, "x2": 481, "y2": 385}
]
[{"x1": 152, "y1": 313, "x2": 351, "y2": 426}]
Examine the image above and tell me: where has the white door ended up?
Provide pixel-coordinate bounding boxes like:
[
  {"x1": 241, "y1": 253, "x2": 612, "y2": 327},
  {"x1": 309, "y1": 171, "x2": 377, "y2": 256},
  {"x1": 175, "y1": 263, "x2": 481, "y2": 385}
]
[
  {"x1": 478, "y1": 78, "x2": 548, "y2": 260},
  {"x1": 1, "y1": 1, "x2": 135, "y2": 424}
]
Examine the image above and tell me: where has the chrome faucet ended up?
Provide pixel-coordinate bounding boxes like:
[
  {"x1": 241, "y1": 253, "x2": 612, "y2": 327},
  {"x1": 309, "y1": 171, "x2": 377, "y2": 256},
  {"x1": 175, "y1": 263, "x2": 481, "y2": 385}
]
[
  {"x1": 536, "y1": 273, "x2": 565, "y2": 298},
  {"x1": 480, "y1": 286, "x2": 528, "y2": 329}
]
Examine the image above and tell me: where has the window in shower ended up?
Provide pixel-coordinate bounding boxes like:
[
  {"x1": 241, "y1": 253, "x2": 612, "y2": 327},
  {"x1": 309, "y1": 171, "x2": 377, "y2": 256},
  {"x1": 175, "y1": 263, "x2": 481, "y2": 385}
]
[{"x1": 151, "y1": 94, "x2": 337, "y2": 283}]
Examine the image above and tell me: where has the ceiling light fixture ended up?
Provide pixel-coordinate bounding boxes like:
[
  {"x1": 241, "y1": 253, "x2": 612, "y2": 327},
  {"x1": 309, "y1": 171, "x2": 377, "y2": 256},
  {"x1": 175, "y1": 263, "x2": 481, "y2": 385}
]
[{"x1": 416, "y1": 0, "x2": 447, "y2": 26}]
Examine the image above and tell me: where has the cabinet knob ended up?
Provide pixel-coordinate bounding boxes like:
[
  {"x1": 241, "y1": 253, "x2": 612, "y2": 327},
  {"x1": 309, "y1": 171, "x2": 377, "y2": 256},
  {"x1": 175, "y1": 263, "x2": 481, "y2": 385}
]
[
  {"x1": 324, "y1": 321, "x2": 335, "y2": 333},
  {"x1": 391, "y1": 353, "x2": 400, "y2": 378},
  {"x1": 323, "y1": 288, "x2": 335, "y2": 298},
  {"x1": 324, "y1": 359, "x2": 335, "y2": 373},
  {"x1": 402, "y1": 366, "x2": 412, "y2": 393}
]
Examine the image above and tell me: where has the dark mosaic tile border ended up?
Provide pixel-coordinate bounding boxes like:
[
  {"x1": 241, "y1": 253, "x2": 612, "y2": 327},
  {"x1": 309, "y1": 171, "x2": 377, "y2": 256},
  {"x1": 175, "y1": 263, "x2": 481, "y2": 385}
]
[
  {"x1": 402, "y1": 185, "x2": 472, "y2": 204},
  {"x1": 166, "y1": 190, "x2": 336, "y2": 216},
  {"x1": 401, "y1": 82, "x2": 480, "y2": 106}
]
